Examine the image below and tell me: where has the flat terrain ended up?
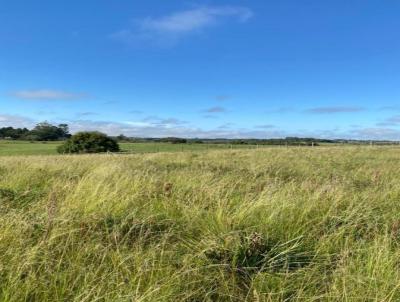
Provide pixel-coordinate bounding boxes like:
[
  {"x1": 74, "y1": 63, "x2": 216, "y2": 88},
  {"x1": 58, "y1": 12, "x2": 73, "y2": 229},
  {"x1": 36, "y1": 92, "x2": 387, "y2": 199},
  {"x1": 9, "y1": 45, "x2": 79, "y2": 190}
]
[
  {"x1": 1, "y1": 147, "x2": 400, "y2": 301},
  {"x1": 0, "y1": 141, "x2": 265, "y2": 156}
]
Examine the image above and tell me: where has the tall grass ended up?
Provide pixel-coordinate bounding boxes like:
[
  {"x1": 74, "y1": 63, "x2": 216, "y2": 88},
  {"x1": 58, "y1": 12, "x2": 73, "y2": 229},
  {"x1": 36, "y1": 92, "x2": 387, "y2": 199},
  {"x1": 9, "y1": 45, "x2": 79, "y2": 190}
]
[{"x1": 1, "y1": 147, "x2": 400, "y2": 301}]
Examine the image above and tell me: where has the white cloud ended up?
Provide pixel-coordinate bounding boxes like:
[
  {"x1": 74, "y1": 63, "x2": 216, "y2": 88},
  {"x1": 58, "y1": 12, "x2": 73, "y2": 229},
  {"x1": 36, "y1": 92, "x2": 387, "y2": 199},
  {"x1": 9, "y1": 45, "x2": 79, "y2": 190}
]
[
  {"x1": 112, "y1": 6, "x2": 253, "y2": 45},
  {"x1": 140, "y1": 6, "x2": 252, "y2": 33},
  {"x1": 11, "y1": 89, "x2": 86, "y2": 100},
  {"x1": 349, "y1": 127, "x2": 400, "y2": 140},
  {"x1": 70, "y1": 120, "x2": 400, "y2": 140},
  {"x1": 140, "y1": 116, "x2": 188, "y2": 126},
  {"x1": 3, "y1": 113, "x2": 400, "y2": 140},
  {"x1": 0, "y1": 114, "x2": 35, "y2": 128},
  {"x1": 68, "y1": 119, "x2": 283, "y2": 139}
]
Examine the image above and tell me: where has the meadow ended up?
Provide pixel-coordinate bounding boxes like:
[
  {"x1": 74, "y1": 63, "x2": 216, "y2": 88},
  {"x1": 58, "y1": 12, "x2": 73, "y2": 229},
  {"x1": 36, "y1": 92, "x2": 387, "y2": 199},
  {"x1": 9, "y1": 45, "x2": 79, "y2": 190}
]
[
  {"x1": 1, "y1": 147, "x2": 400, "y2": 301},
  {"x1": 0, "y1": 141, "x2": 267, "y2": 156}
]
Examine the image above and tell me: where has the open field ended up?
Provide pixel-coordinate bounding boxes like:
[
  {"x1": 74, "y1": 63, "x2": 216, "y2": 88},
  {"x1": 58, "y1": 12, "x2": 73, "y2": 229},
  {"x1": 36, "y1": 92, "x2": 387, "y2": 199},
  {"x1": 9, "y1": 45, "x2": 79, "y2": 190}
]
[
  {"x1": 0, "y1": 141, "x2": 273, "y2": 156},
  {"x1": 1, "y1": 147, "x2": 400, "y2": 301},
  {"x1": 0, "y1": 141, "x2": 61, "y2": 156}
]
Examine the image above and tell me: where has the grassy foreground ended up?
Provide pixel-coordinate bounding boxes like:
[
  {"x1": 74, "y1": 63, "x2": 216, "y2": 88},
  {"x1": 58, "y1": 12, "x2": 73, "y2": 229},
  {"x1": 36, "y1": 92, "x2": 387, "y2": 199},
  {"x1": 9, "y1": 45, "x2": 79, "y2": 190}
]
[{"x1": 1, "y1": 147, "x2": 400, "y2": 301}]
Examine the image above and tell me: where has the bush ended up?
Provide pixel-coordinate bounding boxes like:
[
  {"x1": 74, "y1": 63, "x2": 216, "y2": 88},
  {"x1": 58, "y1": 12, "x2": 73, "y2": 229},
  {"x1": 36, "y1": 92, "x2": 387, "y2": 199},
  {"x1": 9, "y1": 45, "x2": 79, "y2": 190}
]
[
  {"x1": 57, "y1": 132, "x2": 120, "y2": 154},
  {"x1": 158, "y1": 137, "x2": 187, "y2": 144}
]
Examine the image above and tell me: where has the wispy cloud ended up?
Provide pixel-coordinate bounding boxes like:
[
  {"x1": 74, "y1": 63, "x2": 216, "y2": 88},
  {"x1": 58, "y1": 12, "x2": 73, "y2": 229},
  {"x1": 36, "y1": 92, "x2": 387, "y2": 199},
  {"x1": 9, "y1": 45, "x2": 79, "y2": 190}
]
[
  {"x1": 112, "y1": 6, "x2": 253, "y2": 46},
  {"x1": 102, "y1": 100, "x2": 119, "y2": 105},
  {"x1": 376, "y1": 115, "x2": 400, "y2": 127},
  {"x1": 265, "y1": 107, "x2": 295, "y2": 114},
  {"x1": 215, "y1": 95, "x2": 231, "y2": 101},
  {"x1": 68, "y1": 120, "x2": 284, "y2": 139},
  {"x1": 141, "y1": 6, "x2": 252, "y2": 33},
  {"x1": 140, "y1": 116, "x2": 188, "y2": 126},
  {"x1": 129, "y1": 110, "x2": 143, "y2": 115},
  {"x1": 35, "y1": 110, "x2": 56, "y2": 116},
  {"x1": 202, "y1": 114, "x2": 219, "y2": 119},
  {"x1": 0, "y1": 114, "x2": 34, "y2": 128},
  {"x1": 217, "y1": 123, "x2": 235, "y2": 129},
  {"x1": 378, "y1": 106, "x2": 400, "y2": 112},
  {"x1": 159, "y1": 118, "x2": 188, "y2": 125},
  {"x1": 305, "y1": 106, "x2": 365, "y2": 114},
  {"x1": 349, "y1": 127, "x2": 400, "y2": 140},
  {"x1": 204, "y1": 106, "x2": 227, "y2": 113},
  {"x1": 255, "y1": 124, "x2": 275, "y2": 129},
  {"x1": 11, "y1": 89, "x2": 86, "y2": 100},
  {"x1": 76, "y1": 112, "x2": 98, "y2": 117}
]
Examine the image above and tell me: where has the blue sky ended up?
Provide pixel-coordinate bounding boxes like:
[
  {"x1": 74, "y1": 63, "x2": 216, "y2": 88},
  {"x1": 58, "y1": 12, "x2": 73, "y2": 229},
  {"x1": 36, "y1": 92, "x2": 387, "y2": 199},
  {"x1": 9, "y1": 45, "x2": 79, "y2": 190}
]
[{"x1": 2, "y1": 0, "x2": 400, "y2": 139}]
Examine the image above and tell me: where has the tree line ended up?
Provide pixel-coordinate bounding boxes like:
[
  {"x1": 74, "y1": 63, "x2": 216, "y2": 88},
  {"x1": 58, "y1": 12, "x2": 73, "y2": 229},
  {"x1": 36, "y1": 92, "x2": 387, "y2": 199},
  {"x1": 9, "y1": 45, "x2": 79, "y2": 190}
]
[
  {"x1": 0, "y1": 122, "x2": 70, "y2": 141},
  {"x1": 117, "y1": 137, "x2": 328, "y2": 146},
  {"x1": 118, "y1": 137, "x2": 400, "y2": 146},
  {"x1": 1, "y1": 123, "x2": 398, "y2": 145}
]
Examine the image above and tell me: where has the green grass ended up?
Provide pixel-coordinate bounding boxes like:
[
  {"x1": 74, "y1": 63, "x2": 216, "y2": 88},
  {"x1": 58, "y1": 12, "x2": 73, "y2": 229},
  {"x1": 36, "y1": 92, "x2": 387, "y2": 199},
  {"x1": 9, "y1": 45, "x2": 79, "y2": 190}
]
[
  {"x1": 0, "y1": 141, "x2": 270, "y2": 156},
  {"x1": 121, "y1": 142, "x2": 267, "y2": 153},
  {"x1": 0, "y1": 141, "x2": 61, "y2": 156},
  {"x1": 1, "y1": 147, "x2": 400, "y2": 301}
]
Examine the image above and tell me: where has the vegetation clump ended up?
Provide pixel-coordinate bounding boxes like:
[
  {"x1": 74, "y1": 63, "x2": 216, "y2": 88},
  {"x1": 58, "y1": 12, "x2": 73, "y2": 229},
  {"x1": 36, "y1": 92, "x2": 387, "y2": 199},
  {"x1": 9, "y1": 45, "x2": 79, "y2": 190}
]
[
  {"x1": 0, "y1": 188, "x2": 16, "y2": 205},
  {"x1": 204, "y1": 232, "x2": 311, "y2": 279},
  {"x1": 57, "y1": 131, "x2": 120, "y2": 154},
  {"x1": 0, "y1": 122, "x2": 70, "y2": 141}
]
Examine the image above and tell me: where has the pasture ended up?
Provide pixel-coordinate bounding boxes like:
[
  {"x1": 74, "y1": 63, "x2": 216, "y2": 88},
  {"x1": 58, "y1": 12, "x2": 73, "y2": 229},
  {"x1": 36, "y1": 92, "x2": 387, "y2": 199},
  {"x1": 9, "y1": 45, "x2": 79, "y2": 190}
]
[
  {"x1": 1, "y1": 147, "x2": 400, "y2": 301},
  {"x1": 0, "y1": 141, "x2": 269, "y2": 156}
]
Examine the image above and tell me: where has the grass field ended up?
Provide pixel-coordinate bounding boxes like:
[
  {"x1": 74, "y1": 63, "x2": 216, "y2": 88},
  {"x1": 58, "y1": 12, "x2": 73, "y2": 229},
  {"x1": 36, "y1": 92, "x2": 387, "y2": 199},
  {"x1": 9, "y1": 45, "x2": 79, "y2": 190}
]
[
  {"x1": 1, "y1": 147, "x2": 400, "y2": 301},
  {"x1": 0, "y1": 141, "x2": 269, "y2": 156}
]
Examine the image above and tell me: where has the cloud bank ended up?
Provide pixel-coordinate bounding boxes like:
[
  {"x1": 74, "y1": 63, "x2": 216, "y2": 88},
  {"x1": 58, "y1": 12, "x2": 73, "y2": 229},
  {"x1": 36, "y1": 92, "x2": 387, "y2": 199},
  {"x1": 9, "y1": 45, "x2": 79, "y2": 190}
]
[
  {"x1": 2, "y1": 112, "x2": 400, "y2": 140},
  {"x1": 0, "y1": 114, "x2": 35, "y2": 128}
]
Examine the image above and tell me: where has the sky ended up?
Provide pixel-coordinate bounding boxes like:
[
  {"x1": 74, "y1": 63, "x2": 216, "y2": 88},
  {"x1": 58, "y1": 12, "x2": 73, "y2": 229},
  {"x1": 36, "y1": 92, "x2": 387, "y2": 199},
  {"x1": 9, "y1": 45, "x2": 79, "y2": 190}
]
[{"x1": 1, "y1": 0, "x2": 400, "y2": 139}]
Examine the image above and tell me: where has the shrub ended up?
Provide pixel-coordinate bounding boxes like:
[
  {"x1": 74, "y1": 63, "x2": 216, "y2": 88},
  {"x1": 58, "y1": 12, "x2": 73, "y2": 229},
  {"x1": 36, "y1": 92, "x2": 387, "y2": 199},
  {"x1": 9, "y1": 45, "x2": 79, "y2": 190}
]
[
  {"x1": 57, "y1": 132, "x2": 120, "y2": 154},
  {"x1": 158, "y1": 137, "x2": 188, "y2": 144}
]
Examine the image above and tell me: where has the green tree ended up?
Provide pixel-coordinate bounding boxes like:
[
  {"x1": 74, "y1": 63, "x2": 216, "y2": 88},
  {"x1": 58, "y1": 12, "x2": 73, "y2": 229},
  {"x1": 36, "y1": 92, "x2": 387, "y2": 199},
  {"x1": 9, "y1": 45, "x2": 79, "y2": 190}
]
[
  {"x1": 116, "y1": 134, "x2": 128, "y2": 141},
  {"x1": 57, "y1": 132, "x2": 120, "y2": 154},
  {"x1": 58, "y1": 124, "x2": 70, "y2": 138},
  {"x1": 0, "y1": 127, "x2": 30, "y2": 139},
  {"x1": 31, "y1": 122, "x2": 70, "y2": 141}
]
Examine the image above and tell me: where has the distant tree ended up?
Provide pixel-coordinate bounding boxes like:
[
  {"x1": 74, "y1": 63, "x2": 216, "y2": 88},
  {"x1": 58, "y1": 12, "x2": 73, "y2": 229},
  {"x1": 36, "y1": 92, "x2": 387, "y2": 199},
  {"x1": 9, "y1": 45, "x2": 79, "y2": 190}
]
[
  {"x1": 58, "y1": 124, "x2": 70, "y2": 138},
  {"x1": 30, "y1": 122, "x2": 70, "y2": 141},
  {"x1": 57, "y1": 132, "x2": 120, "y2": 154},
  {"x1": 116, "y1": 134, "x2": 128, "y2": 141},
  {"x1": 0, "y1": 127, "x2": 30, "y2": 140},
  {"x1": 159, "y1": 137, "x2": 187, "y2": 144}
]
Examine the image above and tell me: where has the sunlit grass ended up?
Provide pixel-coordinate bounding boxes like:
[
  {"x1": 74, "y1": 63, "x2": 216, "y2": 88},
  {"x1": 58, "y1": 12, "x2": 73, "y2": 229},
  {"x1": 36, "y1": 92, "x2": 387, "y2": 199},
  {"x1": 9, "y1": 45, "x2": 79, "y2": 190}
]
[
  {"x1": 1, "y1": 147, "x2": 400, "y2": 301},
  {"x1": 0, "y1": 141, "x2": 269, "y2": 156}
]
